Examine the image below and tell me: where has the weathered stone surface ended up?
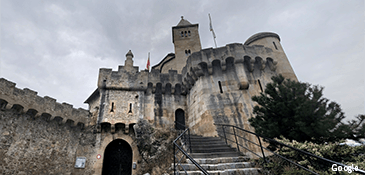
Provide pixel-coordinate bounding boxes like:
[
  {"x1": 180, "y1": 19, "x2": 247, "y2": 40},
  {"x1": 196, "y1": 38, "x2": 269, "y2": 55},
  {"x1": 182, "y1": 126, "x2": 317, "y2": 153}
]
[{"x1": 0, "y1": 110, "x2": 96, "y2": 175}]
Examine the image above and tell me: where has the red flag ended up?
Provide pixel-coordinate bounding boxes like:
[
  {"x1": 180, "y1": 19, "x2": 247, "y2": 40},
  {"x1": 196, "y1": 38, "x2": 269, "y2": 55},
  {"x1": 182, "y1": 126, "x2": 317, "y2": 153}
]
[{"x1": 146, "y1": 52, "x2": 150, "y2": 71}]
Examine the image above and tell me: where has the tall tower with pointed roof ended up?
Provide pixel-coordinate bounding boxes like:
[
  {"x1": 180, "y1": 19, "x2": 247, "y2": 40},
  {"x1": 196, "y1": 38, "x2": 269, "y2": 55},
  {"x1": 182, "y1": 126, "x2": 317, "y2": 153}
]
[{"x1": 172, "y1": 16, "x2": 202, "y2": 73}]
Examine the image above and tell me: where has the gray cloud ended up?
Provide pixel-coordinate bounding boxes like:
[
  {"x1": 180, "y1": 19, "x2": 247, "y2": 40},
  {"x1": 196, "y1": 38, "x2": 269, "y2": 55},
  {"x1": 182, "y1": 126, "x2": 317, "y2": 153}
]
[{"x1": 1, "y1": 0, "x2": 363, "y2": 121}]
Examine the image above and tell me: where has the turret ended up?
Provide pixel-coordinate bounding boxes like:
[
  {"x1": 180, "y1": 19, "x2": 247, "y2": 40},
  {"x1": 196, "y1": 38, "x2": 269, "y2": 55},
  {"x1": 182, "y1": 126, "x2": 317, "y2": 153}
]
[
  {"x1": 124, "y1": 50, "x2": 135, "y2": 72},
  {"x1": 244, "y1": 32, "x2": 298, "y2": 81}
]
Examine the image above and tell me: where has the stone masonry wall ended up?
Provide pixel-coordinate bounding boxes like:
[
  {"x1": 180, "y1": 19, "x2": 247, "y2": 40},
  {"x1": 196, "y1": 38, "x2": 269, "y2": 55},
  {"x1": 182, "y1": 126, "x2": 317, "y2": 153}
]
[{"x1": 0, "y1": 110, "x2": 97, "y2": 175}]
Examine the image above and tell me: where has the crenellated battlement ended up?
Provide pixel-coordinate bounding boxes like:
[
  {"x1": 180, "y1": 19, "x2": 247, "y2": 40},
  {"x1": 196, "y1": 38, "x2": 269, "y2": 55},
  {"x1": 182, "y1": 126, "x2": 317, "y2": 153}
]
[
  {"x1": 181, "y1": 43, "x2": 278, "y2": 90},
  {"x1": 97, "y1": 57, "x2": 187, "y2": 95},
  {"x1": 0, "y1": 78, "x2": 90, "y2": 128},
  {"x1": 96, "y1": 42, "x2": 280, "y2": 97}
]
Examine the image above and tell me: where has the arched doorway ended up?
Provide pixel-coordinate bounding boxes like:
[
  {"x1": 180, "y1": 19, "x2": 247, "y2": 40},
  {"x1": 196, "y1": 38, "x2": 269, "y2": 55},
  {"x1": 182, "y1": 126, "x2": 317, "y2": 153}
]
[
  {"x1": 102, "y1": 139, "x2": 132, "y2": 175},
  {"x1": 175, "y1": 109, "x2": 185, "y2": 130}
]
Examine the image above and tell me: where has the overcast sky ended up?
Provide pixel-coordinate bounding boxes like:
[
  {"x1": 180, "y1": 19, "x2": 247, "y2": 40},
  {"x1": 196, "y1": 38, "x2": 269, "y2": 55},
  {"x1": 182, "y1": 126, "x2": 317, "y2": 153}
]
[{"x1": 1, "y1": 0, "x2": 364, "y2": 122}]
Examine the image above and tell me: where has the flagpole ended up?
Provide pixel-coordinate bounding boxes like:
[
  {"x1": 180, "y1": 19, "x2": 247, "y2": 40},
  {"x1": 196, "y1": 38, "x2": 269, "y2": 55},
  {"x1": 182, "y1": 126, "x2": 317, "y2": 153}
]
[{"x1": 209, "y1": 13, "x2": 217, "y2": 48}]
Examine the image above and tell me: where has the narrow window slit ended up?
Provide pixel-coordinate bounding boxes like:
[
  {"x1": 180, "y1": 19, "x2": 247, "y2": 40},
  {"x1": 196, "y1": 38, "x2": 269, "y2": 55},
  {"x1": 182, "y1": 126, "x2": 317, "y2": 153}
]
[
  {"x1": 218, "y1": 81, "x2": 223, "y2": 93},
  {"x1": 110, "y1": 102, "x2": 114, "y2": 112},
  {"x1": 128, "y1": 103, "x2": 132, "y2": 113},
  {"x1": 258, "y1": 80, "x2": 263, "y2": 92},
  {"x1": 273, "y1": 42, "x2": 278, "y2": 50}
]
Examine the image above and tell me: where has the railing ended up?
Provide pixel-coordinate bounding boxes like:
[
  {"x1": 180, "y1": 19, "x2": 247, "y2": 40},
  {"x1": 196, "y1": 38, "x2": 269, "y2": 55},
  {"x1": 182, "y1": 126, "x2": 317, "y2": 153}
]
[
  {"x1": 173, "y1": 122, "x2": 209, "y2": 175},
  {"x1": 214, "y1": 123, "x2": 365, "y2": 175}
]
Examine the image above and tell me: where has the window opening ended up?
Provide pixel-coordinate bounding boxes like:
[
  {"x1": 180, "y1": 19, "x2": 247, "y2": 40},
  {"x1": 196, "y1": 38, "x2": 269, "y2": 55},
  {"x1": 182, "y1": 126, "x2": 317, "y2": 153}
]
[
  {"x1": 175, "y1": 109, "x2": 185, "y2": 130},
  {"x1": 218, "y1": 81, "x2": 223, "y2": 93},
  {"x1": 188, "y1": 31, "x2": 191, "y2": 36},
  {"x1": 273, "y1": 42, "x2": 278, "y2": 50},
  {"x1": 184, "y1": 31, "x2": 187, "y2": 37},
  {"x1": 128, "y1": 103, "x2": 132, "y2": 113},
  {"x1": 258, "y1": 80, "x2": 263, "y2": 92},
  {"x1": 110, "y1": 102, "x2": 114, "y2": 112},
  {"x1": 188, "y1": 50, "x2": 191, "y2": 55},
  {"x1": 185, "y1": 50, "x2": 188, "y2": 56},
  {"x1": 181, "y1": 31, "x2": 184, "y2": 37}
]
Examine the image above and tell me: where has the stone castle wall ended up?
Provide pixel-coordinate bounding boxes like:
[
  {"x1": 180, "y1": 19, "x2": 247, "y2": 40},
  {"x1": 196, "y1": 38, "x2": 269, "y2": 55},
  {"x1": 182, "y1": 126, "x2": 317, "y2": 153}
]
[
  {"x1": 0, "y1": 109, "x2": 97, "y2": 175},
  {"x1": 0, "y1": 78, "x2": 90, "y2": 127},
  {"x1": 182, "y1": 43, "x2": 278, "y2": 136},
  {"x1": 91, "y1": 61, "x2": 189, "y2": 130}
]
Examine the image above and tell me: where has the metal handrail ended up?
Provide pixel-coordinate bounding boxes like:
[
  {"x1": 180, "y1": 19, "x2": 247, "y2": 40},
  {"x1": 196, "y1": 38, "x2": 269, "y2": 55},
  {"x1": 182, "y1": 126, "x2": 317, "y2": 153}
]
[
  {"x1": 214, "y1": 123, "x2": 365, "y2": 174},
  {"x1": 173, "y1": 121, "x2": 210, "y2": 175}
]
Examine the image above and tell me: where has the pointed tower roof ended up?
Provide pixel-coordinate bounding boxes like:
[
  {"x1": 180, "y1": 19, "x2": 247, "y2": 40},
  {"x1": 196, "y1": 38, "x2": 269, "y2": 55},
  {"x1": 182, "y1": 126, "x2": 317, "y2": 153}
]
[{"x1": 177, "y1": 16, "x2": 192, "y2": 26}]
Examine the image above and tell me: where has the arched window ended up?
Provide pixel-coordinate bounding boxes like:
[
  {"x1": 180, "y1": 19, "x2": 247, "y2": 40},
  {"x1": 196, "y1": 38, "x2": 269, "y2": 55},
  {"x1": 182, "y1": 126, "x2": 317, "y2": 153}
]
[
  {"x1": 181, "y1": 31, "x2": 184, "y2": 37},
  {"x1": 175, "y1": 84, "x2": 182, "y2": 95},
  {"x1": 188, "y1": 50, "x2": 191, "y2": 55},
  {"x1": 188, "y1": 31, "x2": 191, "y2": 36},
  {"x1": 185, "y1": 50, "x2": 188, "y2": 56},
  {"x1": 184, "y1": 31, "x2": 187, "y2": 37}
]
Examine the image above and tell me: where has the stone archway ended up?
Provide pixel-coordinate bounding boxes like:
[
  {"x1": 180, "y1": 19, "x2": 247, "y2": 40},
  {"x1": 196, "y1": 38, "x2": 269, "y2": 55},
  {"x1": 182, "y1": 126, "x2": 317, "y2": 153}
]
[
  {"x1": 175, "y1": 109, "x2": 185, "y2": 130},
  {"x1": 102, "y1": 139, "x2": 132, "y2": 175}
]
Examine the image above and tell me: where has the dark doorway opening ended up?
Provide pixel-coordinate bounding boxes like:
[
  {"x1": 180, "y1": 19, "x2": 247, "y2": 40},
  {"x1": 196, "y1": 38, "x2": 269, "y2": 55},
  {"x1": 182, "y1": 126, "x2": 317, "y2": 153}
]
[
  {"x1": 102, "y1": 139, "x2": 132, "y2": 175},
  {"x1": 175, "y1": 109, "x2": 185, "y2": 130}
]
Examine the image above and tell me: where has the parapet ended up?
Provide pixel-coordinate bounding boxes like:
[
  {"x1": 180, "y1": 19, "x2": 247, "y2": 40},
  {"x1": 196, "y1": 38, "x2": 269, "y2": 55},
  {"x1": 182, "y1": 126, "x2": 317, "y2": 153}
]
[
  {"x1": 244, "y1": 32, "x2": 280, "y2": 46},
  {"x1": 0, "y1": 78, "x2": 90, "y2": 128},
  {"x1": 97, "y1": 65, "x2": 186, "y2": 95},
  {"x1": 181, "y1": 43, "x2": 278, "y2": 88}
]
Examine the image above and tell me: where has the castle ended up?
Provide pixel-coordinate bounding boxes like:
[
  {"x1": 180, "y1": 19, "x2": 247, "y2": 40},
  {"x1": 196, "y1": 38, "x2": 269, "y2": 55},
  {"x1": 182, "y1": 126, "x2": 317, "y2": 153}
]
[{"x1": 0, "y1": 17, "x2": 297, "y2": 174}]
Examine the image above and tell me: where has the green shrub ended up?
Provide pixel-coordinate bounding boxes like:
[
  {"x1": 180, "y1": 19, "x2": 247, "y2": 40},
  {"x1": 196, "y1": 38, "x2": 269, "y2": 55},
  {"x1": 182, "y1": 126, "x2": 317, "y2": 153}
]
[{"x1": 254, "y1": 137, "x2": 365, "y2": 174}]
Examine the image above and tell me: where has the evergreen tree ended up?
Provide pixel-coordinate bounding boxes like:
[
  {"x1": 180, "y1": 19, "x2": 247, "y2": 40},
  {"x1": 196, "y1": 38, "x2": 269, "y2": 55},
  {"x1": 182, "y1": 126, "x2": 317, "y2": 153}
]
[{"x1": 249, "y1": 75, "x2": 353, "y2": 143}]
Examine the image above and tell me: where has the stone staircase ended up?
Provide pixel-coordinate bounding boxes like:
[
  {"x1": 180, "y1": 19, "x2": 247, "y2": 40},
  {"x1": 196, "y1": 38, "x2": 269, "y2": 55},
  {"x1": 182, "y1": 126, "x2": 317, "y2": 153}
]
[{"x1": 176, "y1": 135, "x2": 261, "y2": 175}]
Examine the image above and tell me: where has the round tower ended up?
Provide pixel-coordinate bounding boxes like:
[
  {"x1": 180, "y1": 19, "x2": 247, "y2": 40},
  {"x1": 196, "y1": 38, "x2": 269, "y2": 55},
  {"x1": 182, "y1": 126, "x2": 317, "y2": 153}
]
[{"x1": 244, "y1": 32, "x2": 298, "y2": 81}]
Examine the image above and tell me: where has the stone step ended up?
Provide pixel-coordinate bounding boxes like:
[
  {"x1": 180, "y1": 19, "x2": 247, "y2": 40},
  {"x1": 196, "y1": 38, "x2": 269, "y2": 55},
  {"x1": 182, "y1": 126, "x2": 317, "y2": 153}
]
[
  {"x1": 189, "y1": 136, "x2": 223, "y2": 141},
  {"x1": 190, "y1": 152, "x2": 241, "y2": 158},
  {"x1": 189, "y1": 141, "x2": 228, "y2": 146},
  {"x1": 191, "y1": 144, "x2": 232, "y2": 149},
  {"x1": 190, "y1": 138, "x2": 226, "y2": 143},
  {"x1": 177, "y1": 168, "x2": 261, "y2": 175},
  {"x1": 191, "y1": 145, "x2": 233, "y2": 150},
  {"x1": 177, "y1": 135, "x2": 258, "y2": 174},
  {"x1": 177, "y1": 162, "x2": 254, "y2": 171},
  {"x1": 191, "y1": 147, "x2": 237, "y2": 153},
  {"x1": 187, "y1": 156, "x2": 250, "y2": 164}
]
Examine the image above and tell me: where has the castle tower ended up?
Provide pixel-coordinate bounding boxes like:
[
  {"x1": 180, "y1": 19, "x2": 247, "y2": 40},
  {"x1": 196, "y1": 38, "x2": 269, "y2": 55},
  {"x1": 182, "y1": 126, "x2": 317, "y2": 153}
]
[
  {"x1": 172, "y1": 16, "x2": 202, "y2": 73},
  {"x1": 244, "y1": 32, "x2": 298, "y2": 81}
]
